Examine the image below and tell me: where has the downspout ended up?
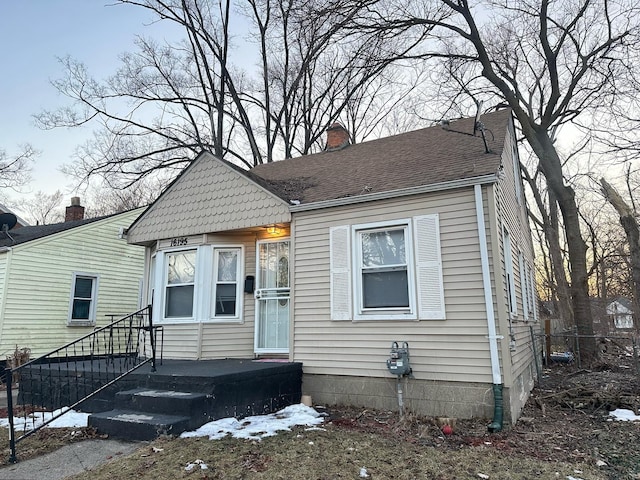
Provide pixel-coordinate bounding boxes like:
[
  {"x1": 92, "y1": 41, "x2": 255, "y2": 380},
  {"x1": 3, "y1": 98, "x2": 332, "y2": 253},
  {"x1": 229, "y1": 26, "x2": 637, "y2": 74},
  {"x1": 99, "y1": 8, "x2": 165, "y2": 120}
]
[{"x1": 474, "y1": 185, "x2": 504, "y2": 432}]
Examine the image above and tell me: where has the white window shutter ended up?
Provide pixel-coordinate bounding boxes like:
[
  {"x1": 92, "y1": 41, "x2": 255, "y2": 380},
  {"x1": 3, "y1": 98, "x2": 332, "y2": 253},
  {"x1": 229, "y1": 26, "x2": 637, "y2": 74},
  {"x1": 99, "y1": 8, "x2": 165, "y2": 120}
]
[
  {"x1": 413, "y1": 214, "x2": 445, "y2": 320},
  {"x1": 519, "y1": 252, "x2": 529, "y2": 320},
  {"x1": 330, "y1": 225, "x2": 351, "y2": 320},
  {"x1": 529, "y1": 266, "x2": 538, "y2": 321}
]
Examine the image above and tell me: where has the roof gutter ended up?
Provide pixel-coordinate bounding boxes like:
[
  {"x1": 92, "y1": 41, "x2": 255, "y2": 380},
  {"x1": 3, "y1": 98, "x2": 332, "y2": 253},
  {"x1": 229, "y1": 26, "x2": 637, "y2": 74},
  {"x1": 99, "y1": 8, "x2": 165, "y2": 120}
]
[
  {"x1": 289, "y1": 173, "x2": 498, "y2": 212},
  {"x1": 0, "y1": 246, "x2": 11, "y2": 253}
]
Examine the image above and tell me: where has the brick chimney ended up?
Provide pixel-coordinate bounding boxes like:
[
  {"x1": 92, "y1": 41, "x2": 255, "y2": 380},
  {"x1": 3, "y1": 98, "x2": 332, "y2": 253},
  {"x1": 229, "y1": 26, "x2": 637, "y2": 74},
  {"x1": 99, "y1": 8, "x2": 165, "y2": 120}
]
[
  {"x1": 325, "y1": 122, "x2": 350, "y2": 151},
  {"x1": 65, "y1": 197, "x2": 85, "y2": 222}
]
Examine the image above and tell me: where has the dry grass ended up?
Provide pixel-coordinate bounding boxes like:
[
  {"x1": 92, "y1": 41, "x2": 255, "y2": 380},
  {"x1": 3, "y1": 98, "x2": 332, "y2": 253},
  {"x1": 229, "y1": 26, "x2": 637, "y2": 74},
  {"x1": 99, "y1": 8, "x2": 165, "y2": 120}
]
[
  {"x1": 62, "y1": 426, "x2": 605, "y2": 480},
  {"x1": 2, "y1": 363, "x2": 640, "y2": 479}
]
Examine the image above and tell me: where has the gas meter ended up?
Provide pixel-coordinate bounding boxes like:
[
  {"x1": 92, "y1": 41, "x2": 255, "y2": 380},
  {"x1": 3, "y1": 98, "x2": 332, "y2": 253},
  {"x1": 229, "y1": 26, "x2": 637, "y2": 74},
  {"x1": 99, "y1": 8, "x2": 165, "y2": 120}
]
[{"x1": 386, "y1": 341, "x2": 411, "y2": 377}]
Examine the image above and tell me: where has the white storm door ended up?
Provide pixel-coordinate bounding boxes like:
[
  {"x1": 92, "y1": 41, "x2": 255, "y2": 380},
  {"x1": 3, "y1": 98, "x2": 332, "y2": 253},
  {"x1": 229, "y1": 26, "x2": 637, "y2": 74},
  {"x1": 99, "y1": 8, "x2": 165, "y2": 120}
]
[{"x1": 255, "y1": 239, "x2": 290, "y2": 353}]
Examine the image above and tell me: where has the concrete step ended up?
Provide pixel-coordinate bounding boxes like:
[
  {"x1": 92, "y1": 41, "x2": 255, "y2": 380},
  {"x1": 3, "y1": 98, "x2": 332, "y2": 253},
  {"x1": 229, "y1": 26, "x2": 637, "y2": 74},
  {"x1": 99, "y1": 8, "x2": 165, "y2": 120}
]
[
  {"x1": 89, "y1": 409, "x2": 191, "y2": 441},
  {"x1": 115, "y1": 388, "x2": 208, "y2": 416}
]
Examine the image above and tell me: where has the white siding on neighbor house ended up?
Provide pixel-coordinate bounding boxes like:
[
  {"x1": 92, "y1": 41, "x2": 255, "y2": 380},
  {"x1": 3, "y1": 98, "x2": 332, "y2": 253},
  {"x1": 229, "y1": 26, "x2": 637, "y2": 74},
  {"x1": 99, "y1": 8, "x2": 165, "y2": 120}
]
[
  {"x1": 292, "y1": 188, "x2": 499, "y2": 385},
  {"x1": 128, "y1": 153, "x2": 291, "y2": 244},
  {"x1": 0, "y1": 254, "x2": 7, "y2": 331},
  {"x1": 0, "y1": 210, "x2": 145, "y2": 357}
]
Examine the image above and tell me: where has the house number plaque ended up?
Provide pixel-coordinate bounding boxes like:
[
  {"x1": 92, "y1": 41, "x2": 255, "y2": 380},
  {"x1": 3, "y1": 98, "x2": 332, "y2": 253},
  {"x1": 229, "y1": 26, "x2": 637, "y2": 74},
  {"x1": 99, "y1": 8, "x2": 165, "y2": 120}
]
[{"x1": 170, "y1": 237, "x2": 188, "y2": 247}]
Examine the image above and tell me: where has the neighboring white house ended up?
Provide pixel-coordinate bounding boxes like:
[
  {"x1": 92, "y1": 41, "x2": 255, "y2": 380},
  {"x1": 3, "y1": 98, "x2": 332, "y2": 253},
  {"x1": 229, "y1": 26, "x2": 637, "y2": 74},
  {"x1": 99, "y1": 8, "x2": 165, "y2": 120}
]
[
  {"x1": 0, "y1": 201, "x2": 145, "y2": 357},
  {"x1": 127, "y1": 108, "x2": 539, "y2": 427},
  {"x1": 606, "y1": 298, "x2": 634, "y2": 329},
  {"x1": 0, "y1": 203, "x2": 29, "y2": 229}
]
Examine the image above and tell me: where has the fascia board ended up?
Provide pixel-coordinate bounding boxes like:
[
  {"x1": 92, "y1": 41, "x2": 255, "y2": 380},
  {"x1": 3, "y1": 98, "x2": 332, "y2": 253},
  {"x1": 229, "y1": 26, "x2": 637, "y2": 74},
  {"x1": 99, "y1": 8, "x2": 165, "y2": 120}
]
[{"x1": 289, "y1": 174, "x2": 498, "y2": 212}]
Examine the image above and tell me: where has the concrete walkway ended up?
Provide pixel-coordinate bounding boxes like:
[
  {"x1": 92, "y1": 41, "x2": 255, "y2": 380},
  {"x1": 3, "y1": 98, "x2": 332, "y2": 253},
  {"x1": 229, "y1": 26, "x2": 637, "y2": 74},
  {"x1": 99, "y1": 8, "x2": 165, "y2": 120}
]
[{"x1": 0, "y1": 439, "x2": 142, "y2": 480}]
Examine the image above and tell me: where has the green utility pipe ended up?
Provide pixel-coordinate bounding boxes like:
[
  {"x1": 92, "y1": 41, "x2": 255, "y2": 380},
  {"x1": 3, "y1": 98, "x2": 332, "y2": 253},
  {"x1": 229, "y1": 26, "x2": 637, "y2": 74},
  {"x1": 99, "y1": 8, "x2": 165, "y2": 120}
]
[{"x1": 488, "y1": 383, "x2": 504, "y2": 433}]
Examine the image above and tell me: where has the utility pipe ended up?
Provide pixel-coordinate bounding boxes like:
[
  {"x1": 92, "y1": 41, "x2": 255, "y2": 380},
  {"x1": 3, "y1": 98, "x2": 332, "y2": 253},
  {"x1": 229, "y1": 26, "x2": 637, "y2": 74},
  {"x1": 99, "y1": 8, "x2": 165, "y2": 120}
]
[{"x1": 474, "y1": 184, "x2": 504, "y2": 432}]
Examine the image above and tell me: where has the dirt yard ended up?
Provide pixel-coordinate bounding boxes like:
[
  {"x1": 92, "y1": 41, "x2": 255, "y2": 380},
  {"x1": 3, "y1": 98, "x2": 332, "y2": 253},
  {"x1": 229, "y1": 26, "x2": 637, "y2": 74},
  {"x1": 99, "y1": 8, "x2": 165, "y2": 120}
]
[
  {"x1": 324, "y1": 361, "x2": 640, "y2": 478},
  {"x1": 2, "y1": 360, "x2": 640, "y2": 479}
]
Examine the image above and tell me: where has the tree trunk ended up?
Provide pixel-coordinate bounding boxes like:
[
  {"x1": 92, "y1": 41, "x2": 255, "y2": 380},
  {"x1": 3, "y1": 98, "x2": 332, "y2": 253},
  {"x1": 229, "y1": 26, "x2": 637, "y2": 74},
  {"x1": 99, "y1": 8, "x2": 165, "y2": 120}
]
[
  {"x1": 547, "y1": 189, "x2": 574, "y2": 331},
  {"x1": 527, "y1": 129, "x2": 597, "y2": 361},
  {"x1": 601, "y1": 178, "x2": 640, "y2": 334}
]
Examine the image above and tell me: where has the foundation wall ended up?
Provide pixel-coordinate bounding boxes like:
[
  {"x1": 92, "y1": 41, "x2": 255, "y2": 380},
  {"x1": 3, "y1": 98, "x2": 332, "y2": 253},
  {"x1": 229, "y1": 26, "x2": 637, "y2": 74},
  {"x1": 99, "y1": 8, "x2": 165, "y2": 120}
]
[{"x1": 303, "y1": 374, "x2": 518, "y2": 424}]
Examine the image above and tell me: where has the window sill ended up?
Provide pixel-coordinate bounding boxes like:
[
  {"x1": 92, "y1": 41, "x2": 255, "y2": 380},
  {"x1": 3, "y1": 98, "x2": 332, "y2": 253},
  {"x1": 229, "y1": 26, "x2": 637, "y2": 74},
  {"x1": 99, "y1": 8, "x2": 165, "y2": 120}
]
[
  {"x1": 67, "y1": 321, "x2": 96, "y2": 327},
  {"x1": 353, "y1": 313, "x2": 418, "y2": 321},
  {"x1": 209, "y1": 318, "x2": 244, "y2": 324},
  {"x1": 158, "y1": 317, "x2": 244, "y2": 325}
]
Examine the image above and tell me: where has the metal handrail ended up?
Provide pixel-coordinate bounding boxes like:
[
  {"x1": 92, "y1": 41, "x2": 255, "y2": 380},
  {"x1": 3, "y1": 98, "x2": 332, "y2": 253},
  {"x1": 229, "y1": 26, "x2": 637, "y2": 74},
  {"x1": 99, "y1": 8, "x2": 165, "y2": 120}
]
[{"x1": 5, "y1": 305, "x2": 157, "y2": 463}]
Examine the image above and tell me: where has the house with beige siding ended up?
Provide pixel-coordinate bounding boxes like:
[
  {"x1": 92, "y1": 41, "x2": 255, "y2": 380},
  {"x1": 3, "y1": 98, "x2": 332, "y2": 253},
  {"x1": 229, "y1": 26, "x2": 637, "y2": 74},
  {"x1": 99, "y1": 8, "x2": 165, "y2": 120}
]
[
  {"x1": 0, "y1": 202, "x2": 145, "y2": 357},
  {"x1": 127, "y1": 108, "x2": 539, "y2": 428}
]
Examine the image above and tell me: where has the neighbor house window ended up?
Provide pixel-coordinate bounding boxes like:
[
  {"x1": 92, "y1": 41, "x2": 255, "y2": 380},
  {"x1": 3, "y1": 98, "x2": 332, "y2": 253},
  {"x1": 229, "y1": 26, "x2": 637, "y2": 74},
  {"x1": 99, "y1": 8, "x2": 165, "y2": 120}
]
[
  {"x1": 164, "y1": 250, "x2": 196, "y2": 318},
  {"x1": 68, "y1": 273, "x2": 99, "y2": 325},
  {"x1": 212, "y1": 247, "x2": 242, "y2": 319}
]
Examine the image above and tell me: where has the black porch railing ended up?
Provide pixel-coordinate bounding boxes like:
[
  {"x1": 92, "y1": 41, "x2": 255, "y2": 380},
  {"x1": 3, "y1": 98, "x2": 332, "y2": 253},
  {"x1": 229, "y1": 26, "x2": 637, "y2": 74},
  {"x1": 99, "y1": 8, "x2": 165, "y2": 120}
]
[{"x1": 4, "y1": 305, "x2": 158, "y2": 463}]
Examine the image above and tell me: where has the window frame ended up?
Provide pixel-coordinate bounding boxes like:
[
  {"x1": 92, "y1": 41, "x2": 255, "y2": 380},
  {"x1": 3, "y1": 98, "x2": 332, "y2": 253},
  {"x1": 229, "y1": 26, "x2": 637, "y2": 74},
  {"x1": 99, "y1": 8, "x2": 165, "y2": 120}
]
[
  {"x1": 162, "y1": 248, "x2": 197, "y2": 321},
  {"x1": 352, "y1": 219, "x2": 417, "y2": 321},
  {"x1": 503, "y1": 227, "x2": 517, "y2": 317},
  {"x1": 67, "y1": 272, "x2": 99, "y2": 326},
  {"x1": 211, "y1": 246, "x2": 244, "y2": 322}
]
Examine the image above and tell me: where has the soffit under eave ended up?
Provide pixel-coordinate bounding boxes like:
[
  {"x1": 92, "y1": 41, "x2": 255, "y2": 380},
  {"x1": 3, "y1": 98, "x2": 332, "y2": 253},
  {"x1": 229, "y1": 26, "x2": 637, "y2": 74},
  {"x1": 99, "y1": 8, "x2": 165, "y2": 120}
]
[{"x1": 127, "y1": 209, "x2": 292, "y2": 245}]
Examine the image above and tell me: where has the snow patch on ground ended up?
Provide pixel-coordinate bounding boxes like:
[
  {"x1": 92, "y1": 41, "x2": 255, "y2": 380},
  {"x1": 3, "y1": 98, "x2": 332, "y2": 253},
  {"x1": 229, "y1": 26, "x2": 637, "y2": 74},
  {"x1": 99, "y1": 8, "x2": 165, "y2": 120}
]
[
  {"x1": 180, "y1": 403, "x2": 325, "y2": 440},
  {"x1": 0, "y1": 407, "x2": 89, "y2": 431},
  {"x1": 608, "y1": 408, "x2": 640, "y2": 421}
]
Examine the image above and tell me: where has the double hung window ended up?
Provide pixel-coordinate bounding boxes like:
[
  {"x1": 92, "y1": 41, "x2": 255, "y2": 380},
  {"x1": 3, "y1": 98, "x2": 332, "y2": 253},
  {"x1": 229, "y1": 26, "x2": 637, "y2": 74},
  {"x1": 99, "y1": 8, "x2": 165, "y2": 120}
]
[
  {"x1": 330, "y1": 215, "x2": 444, "y2": 321},
  {"x1": 164, "y1": 250, "x2": 196, "y2": 318},
  {"x1": 69, "y1": 273, "x2": 99, "y2": 325},
  {"x1": 212, "y1": 248, "x2": 242, "y2": 319},
  {"x1": 357, "y1": 225, "x2": 410, "y2": 312}
]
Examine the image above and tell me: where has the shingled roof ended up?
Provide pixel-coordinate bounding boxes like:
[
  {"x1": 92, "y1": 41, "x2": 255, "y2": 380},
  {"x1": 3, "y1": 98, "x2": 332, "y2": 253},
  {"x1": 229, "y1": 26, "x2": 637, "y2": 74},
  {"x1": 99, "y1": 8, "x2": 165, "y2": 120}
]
[
  {"x1": 0, "y1": 216, "x2": 109, "y2": 248},
  {"x1": 249, "y1": 108, "x2": 512, "y2": 205}
]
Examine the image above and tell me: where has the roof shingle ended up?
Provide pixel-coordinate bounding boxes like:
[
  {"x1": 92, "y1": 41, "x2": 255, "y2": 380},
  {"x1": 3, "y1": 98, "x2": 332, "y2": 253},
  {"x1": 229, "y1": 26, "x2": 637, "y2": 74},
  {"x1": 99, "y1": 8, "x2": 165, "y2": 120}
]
[{"x1": 250, "y1": 109, "x2": 511, "y2": 204}]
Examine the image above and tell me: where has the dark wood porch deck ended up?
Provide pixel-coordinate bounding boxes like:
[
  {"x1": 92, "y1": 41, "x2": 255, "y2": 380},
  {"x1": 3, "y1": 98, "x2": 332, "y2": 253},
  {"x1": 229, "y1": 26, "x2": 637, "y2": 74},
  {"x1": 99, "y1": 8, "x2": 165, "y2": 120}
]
[{"x1": 18, "y1": 358, "x2": 302, "y2": 439}]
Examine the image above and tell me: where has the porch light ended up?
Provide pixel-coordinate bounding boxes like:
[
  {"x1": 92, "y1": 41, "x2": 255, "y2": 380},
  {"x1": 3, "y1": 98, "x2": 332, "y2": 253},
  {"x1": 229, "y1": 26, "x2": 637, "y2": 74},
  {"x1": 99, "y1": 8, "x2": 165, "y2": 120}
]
[{"x1": 266, "y1": 224, "x2": 281, "y2": 235}]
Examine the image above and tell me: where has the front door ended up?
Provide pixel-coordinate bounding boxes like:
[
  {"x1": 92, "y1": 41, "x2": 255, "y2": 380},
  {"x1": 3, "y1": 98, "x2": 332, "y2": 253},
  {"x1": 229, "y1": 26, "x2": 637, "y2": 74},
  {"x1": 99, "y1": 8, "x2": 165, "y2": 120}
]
[{"x1": 255, "y1": 239, "x2": 290, "y2": 353}]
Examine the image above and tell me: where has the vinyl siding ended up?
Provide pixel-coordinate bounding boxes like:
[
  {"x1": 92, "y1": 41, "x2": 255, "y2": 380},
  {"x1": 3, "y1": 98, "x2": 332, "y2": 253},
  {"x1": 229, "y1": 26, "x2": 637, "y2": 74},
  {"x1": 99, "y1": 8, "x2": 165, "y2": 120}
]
[
  {"x1": 128, "y1": 153, "x2": 291, "y2": 244},
  {"x1": 493, "y1": 122, "x2": 539, "y2": 384},
  {"x1": 0, "y1": 254, "x2": 7, "y2": 331},
  {"x1": 292, "y1": 189, "x2": 498, "y2": 384},
  {"x1": 154, "y1": 324, "x2": 200, "y2": 359},
  {"x1": 0, "y1": 210, "x2": 145, "y2": 357},
  {"x1": 199, "y1": 234, "x2": 257, "y2": 359}
]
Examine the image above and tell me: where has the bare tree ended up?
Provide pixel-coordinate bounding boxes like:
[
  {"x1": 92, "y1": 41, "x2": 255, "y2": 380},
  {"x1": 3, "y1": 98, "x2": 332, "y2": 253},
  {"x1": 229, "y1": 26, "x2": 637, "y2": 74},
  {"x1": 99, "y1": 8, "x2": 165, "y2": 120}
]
[
  {"x1": 0, "y1": 145, "x2": 36, "y2": 190},
  {"x1": 84, "y1": 179, "x2": 164, "y2": 217},
  {"x1": 522, "y1": 163, "x2": 574, "y2": 331},
  {"x1": 601, "y1": 178, "x2": 640, "y2": 332},
  {"x1": 353, "y1": 0, "x2": 640, "y2": 361},
  {"x1": 23, "y1": 190, "x2": 64, "y2": 225},
  {"x1": 37, "y1": 0, "x2": 418, "y2": 189}
]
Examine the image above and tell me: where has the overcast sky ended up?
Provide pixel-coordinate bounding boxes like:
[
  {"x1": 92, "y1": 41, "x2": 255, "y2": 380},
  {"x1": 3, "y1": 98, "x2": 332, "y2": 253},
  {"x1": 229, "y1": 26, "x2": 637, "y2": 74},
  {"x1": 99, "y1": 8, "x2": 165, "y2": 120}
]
[{"x1": 0, "y1": 1, "x2": 182, "y2": 214}]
